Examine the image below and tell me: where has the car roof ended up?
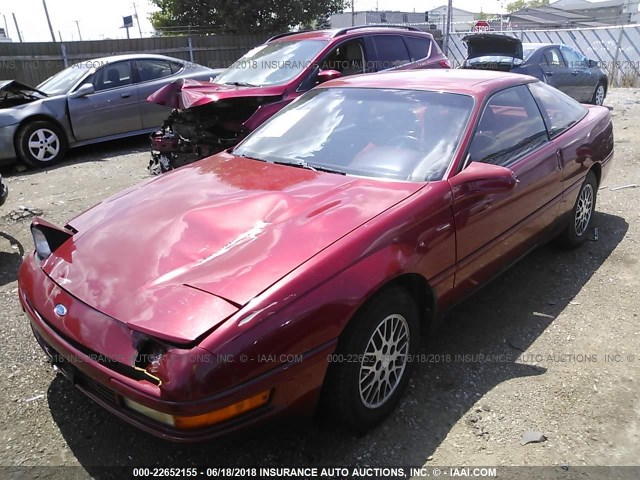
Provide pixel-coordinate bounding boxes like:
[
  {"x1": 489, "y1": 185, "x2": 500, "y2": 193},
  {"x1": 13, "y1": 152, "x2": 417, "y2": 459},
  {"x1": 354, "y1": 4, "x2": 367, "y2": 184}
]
[
  {"x1": 322, "y1": 69, "x2": 538, "y2": 97},
  {"x1": 71, "y1": 53, "x2": 185, "y2": 66},
  {"x1": 269, "y1": 26, "x2": 433, "y2": 43}
]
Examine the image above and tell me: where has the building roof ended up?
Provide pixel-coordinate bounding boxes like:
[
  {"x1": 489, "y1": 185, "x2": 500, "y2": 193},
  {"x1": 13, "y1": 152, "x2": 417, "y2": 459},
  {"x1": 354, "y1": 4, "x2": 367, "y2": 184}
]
[{"x1": 551, "y1": 0, "x2": 625, "y2": 10}]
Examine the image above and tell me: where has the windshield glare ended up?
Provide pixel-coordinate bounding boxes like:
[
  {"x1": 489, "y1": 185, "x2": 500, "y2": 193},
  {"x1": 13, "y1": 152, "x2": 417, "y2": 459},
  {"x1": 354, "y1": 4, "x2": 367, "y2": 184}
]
[
  {"x1": 214, "y1": 40, "x2": 326, "y2": 87},
  {"x1": 234, "y1": 88, "x2": 474, "y2": 182},
  {"x1": 38, "y1": 64, "x2": 92, "y2": 95}
]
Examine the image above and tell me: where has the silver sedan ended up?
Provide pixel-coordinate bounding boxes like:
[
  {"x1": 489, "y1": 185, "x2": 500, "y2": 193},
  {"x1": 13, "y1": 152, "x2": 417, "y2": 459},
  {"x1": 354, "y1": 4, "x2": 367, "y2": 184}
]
[{"x1": 0, "y1": 54, "x2": 220, "y2": 168}]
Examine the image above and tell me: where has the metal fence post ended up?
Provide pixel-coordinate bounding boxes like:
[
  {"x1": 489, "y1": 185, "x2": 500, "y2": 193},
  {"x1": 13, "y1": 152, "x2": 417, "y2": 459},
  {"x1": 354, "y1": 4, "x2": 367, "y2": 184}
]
[
  {"x1": 60, "y1": 42, "x2": 68, "y2": 68},
  {"x1": 188, "y1": 36, "x2": 194, "y2": 63}
]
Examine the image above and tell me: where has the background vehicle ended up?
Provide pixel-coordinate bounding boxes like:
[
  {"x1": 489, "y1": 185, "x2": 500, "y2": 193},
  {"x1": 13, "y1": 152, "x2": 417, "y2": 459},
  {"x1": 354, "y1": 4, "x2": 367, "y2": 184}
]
[
  {"x1": 462, "y1": 34, "x2": 608, "y2": 105},
  {"x1": 148, "y1": 25, "x2": 450, "y2": 174},
  {"x1": 19, "y1": 70, "x2": 612, "y2": 441},
  {"x1": 0, "y1": 55, "x2": 220, "y2": 168},
  {"x1": 0, "y1": 174, "x2": 7, "y2": 206}
]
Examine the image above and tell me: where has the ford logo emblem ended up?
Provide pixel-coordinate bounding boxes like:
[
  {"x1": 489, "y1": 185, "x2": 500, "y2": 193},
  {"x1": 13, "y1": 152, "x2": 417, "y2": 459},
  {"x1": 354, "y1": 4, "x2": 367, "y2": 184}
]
[{"x1": 54, "y1": 304, "x2": 67, "y2": 316}]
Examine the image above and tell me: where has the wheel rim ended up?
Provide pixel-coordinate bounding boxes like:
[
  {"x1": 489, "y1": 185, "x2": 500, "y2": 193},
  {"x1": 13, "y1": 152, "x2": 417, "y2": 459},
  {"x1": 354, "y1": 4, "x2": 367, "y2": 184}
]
[
  {"x1": 595, "y1": 85, "x2": 605, "y2": 106},
  {"x1": 27, "y1": 128, "x2": 60, "y2": 162},
  {"x1": 575, "y1": 183, "x2": 594, "y2": 237},
  {"x1": 359, "y1": 313, "x2": 410, "y2": 409}
]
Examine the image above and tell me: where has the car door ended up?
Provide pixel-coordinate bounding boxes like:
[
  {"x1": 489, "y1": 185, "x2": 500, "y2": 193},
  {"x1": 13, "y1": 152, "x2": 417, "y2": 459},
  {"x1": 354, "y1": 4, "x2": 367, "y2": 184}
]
[
  {"x1": 541, "y1": 47, "x2": 574, "y2": 98},
  {"x1": 560, "y1": 46, "x2": 594, "y2": 102},
  {"x1": 67, "y1": 60, "x2": 141, "y2": 141},
  {"x1": 133, "y1": 58, "x2": 182, "y2": 129},
  {"x1": 449, "y1": 85, "x2": 564, "y2": 294}
]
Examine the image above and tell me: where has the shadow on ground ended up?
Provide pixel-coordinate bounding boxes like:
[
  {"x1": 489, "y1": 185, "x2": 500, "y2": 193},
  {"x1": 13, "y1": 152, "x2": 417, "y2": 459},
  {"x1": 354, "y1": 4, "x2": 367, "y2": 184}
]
[
  {"x1": 0, "y1": 232, "x2": 25, "y2": 288},
  {"x1": 44, "y1": 211, "x2": 628, "y2": 472}
]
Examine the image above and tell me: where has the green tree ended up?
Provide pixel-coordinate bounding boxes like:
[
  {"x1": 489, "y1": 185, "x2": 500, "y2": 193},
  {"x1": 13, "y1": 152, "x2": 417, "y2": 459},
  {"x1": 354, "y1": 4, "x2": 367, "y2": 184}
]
[
  {"x1": 150, "y1": 0, "x2": 345, "y2": 34},
  {"x1": 506, "y1": 0, "x2": 549, "y2": 13}
]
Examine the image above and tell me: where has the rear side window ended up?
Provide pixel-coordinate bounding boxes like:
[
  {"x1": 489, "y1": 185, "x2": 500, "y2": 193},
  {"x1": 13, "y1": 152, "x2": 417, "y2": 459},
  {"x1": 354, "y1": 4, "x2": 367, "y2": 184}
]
[
  {"x1": 373, "y1": 35, "x2": 411, "y2": 70},
  {"x1": 543, "y1": 47, "x2": 565, "y2": 67},
  {"x1": 135, "y1": 59, "x2": 175, "y2": 82},
  {"x1": 528, "y1": 81, "x2": 587, "y2": 137},
  {"x1": 468, "y1": 85, "x2": 548, "y2": 167},
  {"x1": 404, "y1": 36, "x2": 431, "y2": 61}
]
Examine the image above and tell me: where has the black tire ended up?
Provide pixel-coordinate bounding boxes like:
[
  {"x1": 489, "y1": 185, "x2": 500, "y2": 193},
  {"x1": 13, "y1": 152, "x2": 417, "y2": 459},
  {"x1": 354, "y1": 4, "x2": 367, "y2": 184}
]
[
  {"x1": 15, "y1": 120, "x2": 67, "y2": 169},
  {"x1": 591, "y1": 82, "x2": 606, "y2": 106},
  {"x1": 324, "y1": 286, "x2": 420, "y2": 433},
  {"x1": 558, "y1": 171, "x2": 598, "y2": 248}
]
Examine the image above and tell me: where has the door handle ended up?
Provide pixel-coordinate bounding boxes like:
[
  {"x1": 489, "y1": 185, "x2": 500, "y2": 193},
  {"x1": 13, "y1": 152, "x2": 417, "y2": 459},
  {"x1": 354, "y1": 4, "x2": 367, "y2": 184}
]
[
  {"x1": 555, "y1": 150, "x2": 563, "y2": 170},
  {"x1": 545, "y1": 71, "x2": 553, "y2": 76},
  {"x1": 571, "y1": 70, "x2": 579, "y2": 75},
  {"x1": 121, "y1": 93, "x2": 130, "y2": 98}
]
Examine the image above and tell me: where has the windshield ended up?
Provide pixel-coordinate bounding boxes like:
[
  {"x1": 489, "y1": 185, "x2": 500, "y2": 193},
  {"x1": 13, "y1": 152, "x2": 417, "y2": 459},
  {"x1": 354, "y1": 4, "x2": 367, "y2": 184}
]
[
  {"x1": 234, "y1": 88, "x2": 474, "y2": 182},
  {"x1": 522, "y1": 45, "x2": 537, "y2": 60},
  {"x1": 37, "y1": 63, "x2": 92, "y2": 95},
  {"x1": 214, "y1": 40, "x2": 326, "y2": 87}
]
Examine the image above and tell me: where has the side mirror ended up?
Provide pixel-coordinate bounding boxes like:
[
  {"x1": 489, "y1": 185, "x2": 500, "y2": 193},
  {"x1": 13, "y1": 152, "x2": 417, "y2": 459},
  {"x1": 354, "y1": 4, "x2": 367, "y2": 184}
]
[
  {"x1": 69, "y1": 83, "x2": 95, "y2": 99},
  {"x1": 317, "y1": 69, "x2": 342, "y2": 84},
  {"x1": 450, "y1": 161, "x2": 518, "y2": 194},
  {"x1": 588, "y1": 59, "x2": 598, "y2": 68}
]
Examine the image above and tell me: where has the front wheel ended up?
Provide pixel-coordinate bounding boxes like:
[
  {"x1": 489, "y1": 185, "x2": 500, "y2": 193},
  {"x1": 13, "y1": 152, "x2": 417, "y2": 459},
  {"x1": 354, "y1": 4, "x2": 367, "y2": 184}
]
[
  {"x1": 15, "y1": 120, "x2": 67, "y2": 169},
  {"x1": 591, "y1": 82, "x2": 606, "y2": 106},
  {"x1": 558, "y1": 171, "x2": 598, "y2": 248},
  {"x1": 324, "y1": 287, "x2": 420, "y2": 433}
]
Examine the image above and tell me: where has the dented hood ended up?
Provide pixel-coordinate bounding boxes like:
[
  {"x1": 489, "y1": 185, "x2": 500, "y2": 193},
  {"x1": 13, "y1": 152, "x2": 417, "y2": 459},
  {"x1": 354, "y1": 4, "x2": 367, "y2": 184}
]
[
  {"x1": 0, "y1": 80, "x2": 47, "y2": 105},
  {"x1": 43, "y1": 153, "x2": 421, "y2": 343},
  {"x1": 462, "y1": 34, "x2": 523, "y2": 60},
  {"x1": 147, "y1": 78, "x2": 286, "y2": 109}
]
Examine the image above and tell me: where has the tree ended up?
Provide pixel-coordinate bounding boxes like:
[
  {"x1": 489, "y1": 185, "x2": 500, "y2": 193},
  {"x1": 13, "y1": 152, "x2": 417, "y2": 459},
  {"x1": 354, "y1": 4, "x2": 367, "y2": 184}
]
[
  {"x1": 506, "y1": 0, "x2": 549, "y2": 13},
  {"x1": 150, "y1": 0, "x2": 345, "y2": 35}
]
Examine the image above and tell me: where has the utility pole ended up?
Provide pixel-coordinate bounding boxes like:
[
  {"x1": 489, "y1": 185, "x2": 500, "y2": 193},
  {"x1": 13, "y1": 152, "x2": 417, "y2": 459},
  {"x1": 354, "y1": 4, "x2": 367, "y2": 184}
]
[
  {"x1": 3, "y1": 15, "x2": 9, "y2": 39},
  {"x1": 42, "y1": 0, "x2": 56, "y2": 42},
  {"x1": 351, "y1": 0, "x2": 355, "y2": 26},
  {"x1": 442, "y1": 0, "x2": 453, "y2": 55},
  {"x1": 12, "y1": 13, "x2": 23, "y2": 42},
  {"x1": 75, "y1": 20, "x2": 82, "y2": 40},
  {"x1": 133, "y1": 2, "x2": 143, "y2": 38},
  {"x1": 58, "y1": 30, "x2": 62, "y2": 42}
]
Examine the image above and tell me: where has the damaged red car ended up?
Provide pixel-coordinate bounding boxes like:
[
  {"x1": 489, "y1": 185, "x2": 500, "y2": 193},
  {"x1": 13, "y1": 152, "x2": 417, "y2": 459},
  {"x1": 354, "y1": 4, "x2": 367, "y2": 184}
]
[
  {"x1": 19, "y1": 70, "x2": 613, "y2": 442},
  {"x1": 147, "y1": 25, "x2": 449, "y2": 173}
]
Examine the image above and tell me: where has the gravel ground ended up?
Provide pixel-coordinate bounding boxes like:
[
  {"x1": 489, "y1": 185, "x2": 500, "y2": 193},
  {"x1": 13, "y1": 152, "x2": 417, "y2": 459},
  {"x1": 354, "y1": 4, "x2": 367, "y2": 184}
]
[{"x1": 0, "y1": 89, "x2": 638, "y2": 476}]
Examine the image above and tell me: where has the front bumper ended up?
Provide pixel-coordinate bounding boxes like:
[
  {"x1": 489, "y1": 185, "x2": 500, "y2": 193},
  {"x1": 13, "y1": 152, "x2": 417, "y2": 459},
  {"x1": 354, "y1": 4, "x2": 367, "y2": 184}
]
[
  {"x1": 18, "y1": 253, "x2": 331, "y2": 442},
  {"x1": 0, "y1": 124, "x2": 19, "y2": 162}
]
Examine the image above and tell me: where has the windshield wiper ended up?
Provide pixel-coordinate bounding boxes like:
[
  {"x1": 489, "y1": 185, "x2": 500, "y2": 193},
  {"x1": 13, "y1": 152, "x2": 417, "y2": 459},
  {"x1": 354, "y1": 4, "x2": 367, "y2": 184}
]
[
  {"x1": 274, "y1": 160, "x2": 346, "y2": 175},
  {"x1": 224, "y1": 81, "x2": 258, "y2": 87},
  {"x1": 237, "y1": 153, "x2": 266, "y2": 162}
]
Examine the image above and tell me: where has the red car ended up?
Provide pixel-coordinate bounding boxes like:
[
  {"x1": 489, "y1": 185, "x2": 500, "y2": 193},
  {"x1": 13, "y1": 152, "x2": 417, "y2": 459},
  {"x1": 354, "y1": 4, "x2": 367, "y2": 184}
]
[
  {"x1": 147, "y1": 26, "x2": 449, "y2": 173},
  {"x1": 19, "y1": 70, "x2": 613, "y2": 442}
]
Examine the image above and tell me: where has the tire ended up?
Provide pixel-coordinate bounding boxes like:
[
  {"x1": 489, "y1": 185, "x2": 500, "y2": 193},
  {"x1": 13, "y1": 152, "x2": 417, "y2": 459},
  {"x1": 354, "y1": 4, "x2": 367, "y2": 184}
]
[
  {"x1": 591, "y1": 82, "x2": 606, "y2": 106},
  {"x1": 15, "y1": 120, "x2": 67, "y2": 169},
  {"x1": 324, "y1": 286, "x2": 420, "y2": 433},
  {"x1": 558, "y1": 171, "x2": 598, "y2": 248}
]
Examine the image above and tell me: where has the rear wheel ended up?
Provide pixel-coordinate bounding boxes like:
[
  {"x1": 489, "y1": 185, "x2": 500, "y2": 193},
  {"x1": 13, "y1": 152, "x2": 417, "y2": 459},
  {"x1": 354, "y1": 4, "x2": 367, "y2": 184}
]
[
  {"x1": 324, "y1": 287, "x2": 420, "y2": 433},
  {"x1": 16, "y1": 120, "x2": 67, "y2": 169},
  {"x1": 558, "y1": 171, "x2": 597, "y2": 248},
  {"x1": 591, "y1": 82, "x2": 606, "y2": 106}
]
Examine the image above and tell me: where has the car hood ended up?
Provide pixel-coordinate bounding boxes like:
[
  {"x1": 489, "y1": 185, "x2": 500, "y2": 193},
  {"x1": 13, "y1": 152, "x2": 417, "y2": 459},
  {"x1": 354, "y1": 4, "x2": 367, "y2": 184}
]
[
  {"x1": 0, "y1": 80, "x2": 48, "y2": 108},
  {"x1": 147, "y1": 78, "x2": 287, "y2": 109},
  {"x1": 43, "y1": 153, "x2": 422, "y2": 343},
  {"x1": 462, "y1": 34, "x2": 523, "y2": 60}
]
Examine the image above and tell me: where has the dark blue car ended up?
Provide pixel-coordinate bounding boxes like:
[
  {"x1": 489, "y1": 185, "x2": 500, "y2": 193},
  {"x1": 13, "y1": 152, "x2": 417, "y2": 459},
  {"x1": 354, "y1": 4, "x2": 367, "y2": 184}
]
[{"x1": 462, "y1": 34, "x2": 608, "y2": 105}]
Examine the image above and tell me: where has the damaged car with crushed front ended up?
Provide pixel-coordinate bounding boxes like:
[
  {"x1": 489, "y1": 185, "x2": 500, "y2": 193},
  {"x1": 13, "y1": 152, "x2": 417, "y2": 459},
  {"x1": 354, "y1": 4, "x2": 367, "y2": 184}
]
[{"x1": 19, "y1": 70, "x2": 613, "y2": 441}]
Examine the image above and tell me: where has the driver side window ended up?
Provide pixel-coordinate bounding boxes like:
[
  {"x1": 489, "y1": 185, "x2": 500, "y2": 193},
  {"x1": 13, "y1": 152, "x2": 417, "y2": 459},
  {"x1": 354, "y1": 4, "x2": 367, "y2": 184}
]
[
  {"x1": 320, "y1": 39, "x2": 366, "y2": 76},
  {"x1": 468, "y1": 85, "x2": 548, "y2": 167}
]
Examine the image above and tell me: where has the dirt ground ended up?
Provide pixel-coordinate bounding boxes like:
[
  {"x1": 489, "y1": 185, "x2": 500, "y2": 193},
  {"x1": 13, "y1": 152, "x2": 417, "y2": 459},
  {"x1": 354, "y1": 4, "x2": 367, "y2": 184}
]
[{"x1": 0, "y1": 89, "x2": 638, "y2": 476}]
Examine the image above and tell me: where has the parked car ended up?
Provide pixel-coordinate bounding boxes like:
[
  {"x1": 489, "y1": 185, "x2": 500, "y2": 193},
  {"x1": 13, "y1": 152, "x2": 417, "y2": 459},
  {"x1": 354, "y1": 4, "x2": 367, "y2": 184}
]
[
  {"x1": 148, "y1": 25, "x2": 450, "y2": 173},
  {"x1": 0, "y1": 55, "x2": 220, "y2": 168},
  {"x1": 19, "y1": 70, "x2": 613, "y2": 442},
  {"x1": 0, "y1": 174, "x2": 7, "y2": 206},
  {"x1": 461, "y1": 34, "x2": 608, "y2": 105}
]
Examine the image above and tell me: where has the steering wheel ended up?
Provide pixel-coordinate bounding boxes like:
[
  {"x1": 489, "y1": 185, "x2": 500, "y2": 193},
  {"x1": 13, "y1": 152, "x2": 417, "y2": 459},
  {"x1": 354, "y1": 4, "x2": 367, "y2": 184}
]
[{"x1": 386, "y1": 135, "x2": 428, "y2": 152}]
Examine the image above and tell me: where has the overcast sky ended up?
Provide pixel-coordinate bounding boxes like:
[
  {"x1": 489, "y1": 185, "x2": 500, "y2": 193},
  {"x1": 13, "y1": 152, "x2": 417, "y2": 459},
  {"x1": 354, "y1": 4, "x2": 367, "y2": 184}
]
[{"x1": 0, "y1": 0, "x2": 618, "y2": 43}]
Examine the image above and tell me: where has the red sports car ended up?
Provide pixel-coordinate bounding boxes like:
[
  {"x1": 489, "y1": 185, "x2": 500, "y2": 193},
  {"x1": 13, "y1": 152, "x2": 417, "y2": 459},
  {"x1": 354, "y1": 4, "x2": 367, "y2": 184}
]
[{"x1": 18, "y1": 70, "x2": 613, "y2": 442}]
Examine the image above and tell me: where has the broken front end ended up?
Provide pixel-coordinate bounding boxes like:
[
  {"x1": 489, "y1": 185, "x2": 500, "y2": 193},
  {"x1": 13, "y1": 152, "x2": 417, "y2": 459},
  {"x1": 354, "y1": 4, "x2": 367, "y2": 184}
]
[{"x1": 148, "y1": 79, "x2": 288, "y2": 174}]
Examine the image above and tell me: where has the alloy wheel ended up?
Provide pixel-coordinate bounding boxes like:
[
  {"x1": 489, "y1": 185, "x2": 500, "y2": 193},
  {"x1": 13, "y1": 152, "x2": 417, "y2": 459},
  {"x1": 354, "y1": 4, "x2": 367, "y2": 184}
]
[
  {"x1": 595, "y1": 85, "x2": 605, "y2": 106},
  {"x1": 575, "y1": 183, "x2": 594, "y2": 237},
  {"x1": 27, "y1": 128, "x2": 60, "y2": 162}
]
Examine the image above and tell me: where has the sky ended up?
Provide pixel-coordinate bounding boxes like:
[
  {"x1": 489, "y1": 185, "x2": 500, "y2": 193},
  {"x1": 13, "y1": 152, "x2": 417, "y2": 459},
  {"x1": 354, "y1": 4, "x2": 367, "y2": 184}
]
[{"x1": 0, "y1": 0, "x2": 620, "y2": 43}]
